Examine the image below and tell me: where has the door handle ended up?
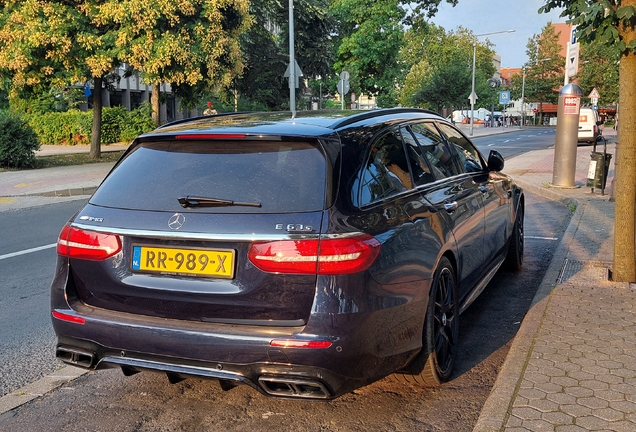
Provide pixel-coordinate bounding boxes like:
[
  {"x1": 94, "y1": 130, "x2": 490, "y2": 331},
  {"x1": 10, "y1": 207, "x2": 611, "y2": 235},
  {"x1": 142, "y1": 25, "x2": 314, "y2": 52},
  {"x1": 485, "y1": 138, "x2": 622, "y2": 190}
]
[{"x1": 444, "y1": 201, "x2": 458, "y2": 212}]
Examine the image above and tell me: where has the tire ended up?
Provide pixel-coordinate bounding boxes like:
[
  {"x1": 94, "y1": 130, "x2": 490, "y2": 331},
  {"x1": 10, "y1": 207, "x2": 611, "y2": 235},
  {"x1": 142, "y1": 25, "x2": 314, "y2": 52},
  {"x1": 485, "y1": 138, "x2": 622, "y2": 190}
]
[
  {"x1": 394, "y1": 257, "x2": 458, "y2": 386},
  {"x1": 505, "y1": 204, "x2": 524, "y2": 271}
]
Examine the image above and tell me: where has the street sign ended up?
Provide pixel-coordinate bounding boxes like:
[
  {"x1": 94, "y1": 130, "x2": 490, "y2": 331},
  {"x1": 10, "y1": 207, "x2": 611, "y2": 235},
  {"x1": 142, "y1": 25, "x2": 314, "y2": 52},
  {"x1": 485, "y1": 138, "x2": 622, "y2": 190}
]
[
  {"x1": 468, "y1": 91, "x2": 478, "y2": 105},
  {"x1": 593, "y1": 105, "x2": 598, "y2": 111},
  {"x1": 337, "y1": 80, "x2": 350, "y2": 95},
  {"x1": 499, "y1": 91, "x2": 510, "y2": 105},
  {"x1": 567, "y1": 42, "x2": 580, "y2": 78},
  {"x1": 340, "y1": 71, "x2": 350, "y2": 81},
  {"x1": 591, "y1": 97, "x2": 598, "y2": 105},
  {"x1": 571, "y1": 27, "x2": 577, "y2": 45},
  {"x1": 588, "y1": 87, "x2": 600, "y2": 99},
  {"x1": 283, "y1": 60, "x2": 304, "y2": 88}
]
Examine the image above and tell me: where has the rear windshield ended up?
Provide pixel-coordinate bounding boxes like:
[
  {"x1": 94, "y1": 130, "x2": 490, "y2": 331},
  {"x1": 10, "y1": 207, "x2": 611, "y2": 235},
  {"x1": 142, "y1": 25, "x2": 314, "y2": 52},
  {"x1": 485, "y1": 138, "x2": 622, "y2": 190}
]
[{"x1": 90, "y1": 140, "x2": 328, "y2": 213}]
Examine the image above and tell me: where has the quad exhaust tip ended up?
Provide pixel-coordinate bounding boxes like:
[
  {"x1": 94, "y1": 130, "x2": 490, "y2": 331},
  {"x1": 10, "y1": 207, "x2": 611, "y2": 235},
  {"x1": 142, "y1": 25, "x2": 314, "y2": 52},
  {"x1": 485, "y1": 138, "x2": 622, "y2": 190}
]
[{"x1": 258, "y1": 377, "x2": 331, "y2": 399}]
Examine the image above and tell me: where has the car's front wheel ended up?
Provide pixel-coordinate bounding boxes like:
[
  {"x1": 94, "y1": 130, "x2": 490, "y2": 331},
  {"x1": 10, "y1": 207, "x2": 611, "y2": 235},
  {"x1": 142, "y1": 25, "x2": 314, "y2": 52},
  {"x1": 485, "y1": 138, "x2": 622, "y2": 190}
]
[{"x1": 394, "y1": 256, "x2": 458, "y2": 386}]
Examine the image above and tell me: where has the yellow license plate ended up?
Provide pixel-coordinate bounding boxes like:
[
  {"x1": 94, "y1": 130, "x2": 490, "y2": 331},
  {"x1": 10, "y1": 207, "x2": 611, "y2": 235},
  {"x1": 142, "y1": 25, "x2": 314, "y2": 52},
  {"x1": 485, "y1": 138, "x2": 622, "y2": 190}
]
[{"x1": 131, "y1": 245, "x2": 235, "y2": 278}]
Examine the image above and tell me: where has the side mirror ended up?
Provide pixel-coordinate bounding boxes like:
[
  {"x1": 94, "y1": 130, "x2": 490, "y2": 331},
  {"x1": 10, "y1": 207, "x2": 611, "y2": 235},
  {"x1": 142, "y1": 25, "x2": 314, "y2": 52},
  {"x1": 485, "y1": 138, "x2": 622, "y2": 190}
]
[{"x1": 488, "y1": 150, "x2": 505, "y2": 172}]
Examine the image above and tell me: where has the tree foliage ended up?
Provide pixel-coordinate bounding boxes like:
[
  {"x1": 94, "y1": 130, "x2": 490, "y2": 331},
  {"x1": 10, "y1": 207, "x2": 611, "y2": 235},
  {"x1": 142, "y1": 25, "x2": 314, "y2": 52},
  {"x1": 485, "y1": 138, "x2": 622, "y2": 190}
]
[
  {"x1": 0, "y1": 0, "x2": 121, "y2": 158},
  {"x1": 577, "y1": 39, "x2": 619, "y2": 105},
  {"x1": 523, "y1": 23, "x2": 565, "y2": 109},
  {"x1": 0, "y1": 0, "x2": 252, "y2": 152},
  {"x1": 541, "y1": 0, "x2": 636, "y2": 54},
  {"x1": 331, "y1": 0, "x2": 405, "y2": 105},
  {"x1": 400, "y1": 21, "x2": 496, "y2": 112},
  {"x1": 231, "y1": 0, "x2": 335, "y2": 111},
  {"x1": 93, "y1": 0, "x2": 251, "y2": 123}
]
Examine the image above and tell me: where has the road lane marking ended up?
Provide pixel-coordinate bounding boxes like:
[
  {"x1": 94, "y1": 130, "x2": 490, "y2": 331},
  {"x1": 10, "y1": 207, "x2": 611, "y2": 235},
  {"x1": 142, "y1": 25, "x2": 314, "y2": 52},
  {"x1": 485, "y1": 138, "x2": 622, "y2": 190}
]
[
  {"x1": 0, "y1": 243, "x2": 56, "y2": 261},
  {"x1": 526, "y1": 236, "x2": 559, "y2": 241}
]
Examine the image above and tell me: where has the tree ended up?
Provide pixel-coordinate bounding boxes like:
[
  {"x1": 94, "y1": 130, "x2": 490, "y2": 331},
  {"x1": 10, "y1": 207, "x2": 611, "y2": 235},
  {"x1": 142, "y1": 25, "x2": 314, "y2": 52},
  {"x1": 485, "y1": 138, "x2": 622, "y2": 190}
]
[
  {"x1": 331, "y1": 0, "x2": 405, "y2": 106},
  {"x1": 400, "y1": 22, "x2": 495, "y2": 113},
  {"x1": 94, "y1": 0, "x2": 252, "y2": 125},
  {"x1": 0, "y1": 0, "x2": 120, "y2": 158},
  {"x1": 224, "y1": 0, "x2": 335, "y2": 111},
  {"x1": 522, "y1": 23, "x2": 565, "y2": 125},
  {"x1": 541, "y1": 0, "x2": 636, "y2": 282},
  {"x1": 577, "y1": 39, "x2": 619, "y2": 106}
]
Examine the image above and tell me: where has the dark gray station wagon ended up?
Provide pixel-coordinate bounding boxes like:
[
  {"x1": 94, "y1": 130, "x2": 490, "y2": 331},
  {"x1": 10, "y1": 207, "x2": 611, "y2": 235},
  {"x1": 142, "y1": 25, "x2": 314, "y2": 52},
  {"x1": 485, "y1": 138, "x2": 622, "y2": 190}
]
[{"x1": 52, "y1": 109, "x2": 524, "y2": 399}]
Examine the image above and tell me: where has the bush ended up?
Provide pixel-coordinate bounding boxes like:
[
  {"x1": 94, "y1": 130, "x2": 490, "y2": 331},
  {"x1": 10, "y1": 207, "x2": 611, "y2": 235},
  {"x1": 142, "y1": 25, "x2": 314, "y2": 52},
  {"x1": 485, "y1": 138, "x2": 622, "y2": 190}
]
[
  {"x1": 24, "y1": 103, "x2": 156, "y2": 146},
  {"x1": 0, "y1": 110, "x2": 40, "y2": 168},
  {"x1": 101, "y1": 106, "x2": 128, "y2": 144},
  {"x1": 27, "y1": 111, "x2": 92, "y2": 145},
  {"x1": 120, "y1": 102, "x2": 155, "y2": 142}
]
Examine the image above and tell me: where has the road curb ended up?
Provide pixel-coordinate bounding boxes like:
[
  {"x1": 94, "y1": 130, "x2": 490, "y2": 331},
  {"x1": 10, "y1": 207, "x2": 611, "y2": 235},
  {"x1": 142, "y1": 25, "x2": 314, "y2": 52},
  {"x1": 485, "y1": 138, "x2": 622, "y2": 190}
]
[
  {"x1": 473, "y1": 191, "x2": 586, "y2": 431},
  {"x1": 0, "y1": 366, "x2": 89, "y2": 415}
]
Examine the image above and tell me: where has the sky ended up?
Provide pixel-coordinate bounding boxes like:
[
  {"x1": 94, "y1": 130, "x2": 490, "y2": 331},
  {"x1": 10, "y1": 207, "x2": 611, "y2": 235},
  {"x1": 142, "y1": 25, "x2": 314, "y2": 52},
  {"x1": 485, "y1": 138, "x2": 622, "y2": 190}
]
[{"x1": 429, "y1": 0, "x2": 566, "y2": 68}]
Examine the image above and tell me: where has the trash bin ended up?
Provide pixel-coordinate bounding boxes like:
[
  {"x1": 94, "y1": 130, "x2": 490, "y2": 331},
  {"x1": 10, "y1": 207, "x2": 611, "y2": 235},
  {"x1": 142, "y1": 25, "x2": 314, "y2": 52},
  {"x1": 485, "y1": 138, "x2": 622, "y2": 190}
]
[{"x1": 586, "y1": 151, "x2": 612, "y2": 191}]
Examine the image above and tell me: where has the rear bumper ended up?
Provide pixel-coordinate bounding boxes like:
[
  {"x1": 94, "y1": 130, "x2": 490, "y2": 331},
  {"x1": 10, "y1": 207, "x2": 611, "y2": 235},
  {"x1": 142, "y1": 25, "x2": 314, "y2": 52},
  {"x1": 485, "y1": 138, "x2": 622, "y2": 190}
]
[
  {"x1": 52, "y1": 302, "x2": 418, "y2": 399},
  {"x1": 55, "y1": 334, "x2": 343, "y2": 399}
]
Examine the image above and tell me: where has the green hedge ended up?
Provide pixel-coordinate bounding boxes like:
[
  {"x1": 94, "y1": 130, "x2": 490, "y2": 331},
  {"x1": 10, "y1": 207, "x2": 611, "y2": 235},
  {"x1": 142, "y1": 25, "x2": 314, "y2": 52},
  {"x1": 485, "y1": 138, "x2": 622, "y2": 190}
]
[
  {"x1": 28, "y1": 110, "x2": 92, "y2": 146},
  {"x1": 26, "y1": 102, "x2": 155, "y2": 146}
]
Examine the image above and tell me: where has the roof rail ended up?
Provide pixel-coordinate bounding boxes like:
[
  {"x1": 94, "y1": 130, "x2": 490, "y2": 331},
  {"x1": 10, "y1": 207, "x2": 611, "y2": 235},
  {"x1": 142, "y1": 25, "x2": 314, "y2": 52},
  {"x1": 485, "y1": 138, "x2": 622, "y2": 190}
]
[{"x1": 329, "y1": 108, "x2": 440, "y2": 130}]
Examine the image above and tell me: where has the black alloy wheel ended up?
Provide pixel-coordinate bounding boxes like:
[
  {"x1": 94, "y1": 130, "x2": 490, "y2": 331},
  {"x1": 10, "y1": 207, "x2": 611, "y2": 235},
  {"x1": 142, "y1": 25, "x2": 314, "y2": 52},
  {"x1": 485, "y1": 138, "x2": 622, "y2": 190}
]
[
  {"x1": 395, "y1": 256, "x2": 458, "y2": 386},
  {"x1": 505, "y1": 204, "x2": 524, "y2": 270}
]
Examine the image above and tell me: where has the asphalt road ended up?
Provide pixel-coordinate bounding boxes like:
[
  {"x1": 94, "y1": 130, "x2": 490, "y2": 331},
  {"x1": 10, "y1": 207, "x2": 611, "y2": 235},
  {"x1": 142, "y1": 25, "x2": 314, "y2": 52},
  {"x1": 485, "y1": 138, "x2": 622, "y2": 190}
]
[
  {"x1": 0, "y1": 199, "x2": 87, "y2": 397},
  {"x1": 472, "y1": 127, "x2": 556, "y2": 159}
]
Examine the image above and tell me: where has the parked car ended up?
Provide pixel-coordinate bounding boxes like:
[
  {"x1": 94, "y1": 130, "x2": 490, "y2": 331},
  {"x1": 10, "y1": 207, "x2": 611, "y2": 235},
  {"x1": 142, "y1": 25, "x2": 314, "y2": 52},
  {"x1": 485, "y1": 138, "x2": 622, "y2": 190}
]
[
  {"x1": 578, "y1": 107, "x2": 602, "y2": 144},
  {"x1": 51, "y1": 108, "x2": 524, "y2": 400}
]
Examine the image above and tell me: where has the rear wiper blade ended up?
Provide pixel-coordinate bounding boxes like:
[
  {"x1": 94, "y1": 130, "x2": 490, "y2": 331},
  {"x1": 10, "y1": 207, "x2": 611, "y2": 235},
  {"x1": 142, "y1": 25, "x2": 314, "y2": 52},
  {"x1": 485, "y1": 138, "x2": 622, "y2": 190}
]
[{"x1": 178, "y1": 196, "x2": 261, "y2": 208}]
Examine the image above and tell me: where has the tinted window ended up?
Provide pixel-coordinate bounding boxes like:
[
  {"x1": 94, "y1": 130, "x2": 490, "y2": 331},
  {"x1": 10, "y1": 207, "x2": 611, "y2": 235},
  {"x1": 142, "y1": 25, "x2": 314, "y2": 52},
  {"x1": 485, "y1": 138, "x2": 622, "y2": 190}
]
[
  {"x1": 410, "y1": 123, "x2": 459, "y2": 179},
  {"x1": 356, "y1": 130, "x2": 412, "y2": 206},
  {"x1": 400, "y1": 127, "x2": 435, "y2": 186},
  {"x1": 90, "y1": 140, "x2": 327, "y2": 213},
  {"x1": 436, "y1": 123, "x2": 485, "y2": 173}
]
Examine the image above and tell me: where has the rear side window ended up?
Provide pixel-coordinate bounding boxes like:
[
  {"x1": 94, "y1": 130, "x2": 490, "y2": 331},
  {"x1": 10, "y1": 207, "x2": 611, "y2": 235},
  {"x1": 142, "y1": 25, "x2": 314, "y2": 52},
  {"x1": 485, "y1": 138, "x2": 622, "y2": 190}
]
[
  {"x1": 410, "y1": 123, "x2": 458, "y2": 179},
  {"x1": 90, "y1": 140, "x2": 327, "y2": 213},
  {"x1": 355, "y1": 130, "x2": 412, "y2": 207},
  {"x1": 400, "y1": 127, "x2": 435, "y2": 186},
  {"x1": 436, "y1": 123, "x2": 485, "y2": 173}
]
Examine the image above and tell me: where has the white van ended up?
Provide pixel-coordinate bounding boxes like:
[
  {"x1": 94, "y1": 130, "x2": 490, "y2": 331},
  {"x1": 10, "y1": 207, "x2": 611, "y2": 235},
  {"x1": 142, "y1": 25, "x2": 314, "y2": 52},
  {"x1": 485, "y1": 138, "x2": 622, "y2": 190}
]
[{"x1": 578, "y1": 108, "x2": 601, "y2": 144}]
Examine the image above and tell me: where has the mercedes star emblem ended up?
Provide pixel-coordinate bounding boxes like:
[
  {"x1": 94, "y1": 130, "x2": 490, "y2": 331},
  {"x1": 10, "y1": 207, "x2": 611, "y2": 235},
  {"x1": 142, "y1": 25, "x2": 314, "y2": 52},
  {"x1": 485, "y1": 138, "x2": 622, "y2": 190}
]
[{"x1": 168, "y1": 213, "x2": 186, "y2": 230}]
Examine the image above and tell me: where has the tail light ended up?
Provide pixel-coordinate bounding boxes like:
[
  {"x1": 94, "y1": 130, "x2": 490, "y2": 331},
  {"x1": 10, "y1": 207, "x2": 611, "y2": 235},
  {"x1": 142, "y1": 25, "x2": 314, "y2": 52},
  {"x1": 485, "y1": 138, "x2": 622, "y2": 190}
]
[
  {"x1": 57, "y1": 225, "x2": 122, "y2": 260},
  {"x1": 248, "y1": 234, "x2": 380, "y2": 275}
]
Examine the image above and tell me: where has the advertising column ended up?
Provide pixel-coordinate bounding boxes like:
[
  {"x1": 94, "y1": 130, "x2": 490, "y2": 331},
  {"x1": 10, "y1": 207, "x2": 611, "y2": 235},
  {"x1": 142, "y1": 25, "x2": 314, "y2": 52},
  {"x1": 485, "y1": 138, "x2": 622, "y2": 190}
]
[{"x1": 552, "y1": 83, "x2": 584, "y2": 188}]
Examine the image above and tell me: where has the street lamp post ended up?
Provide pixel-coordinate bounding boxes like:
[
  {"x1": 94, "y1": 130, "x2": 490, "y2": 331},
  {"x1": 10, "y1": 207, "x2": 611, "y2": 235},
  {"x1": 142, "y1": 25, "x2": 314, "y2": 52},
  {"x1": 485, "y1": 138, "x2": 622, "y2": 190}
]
[
  {"x1": 470, "y1": 29, "x2": 515, "y2": 136},
  {"x1": 521, "y1": 67, "x2": 526, "y2": 127}
]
